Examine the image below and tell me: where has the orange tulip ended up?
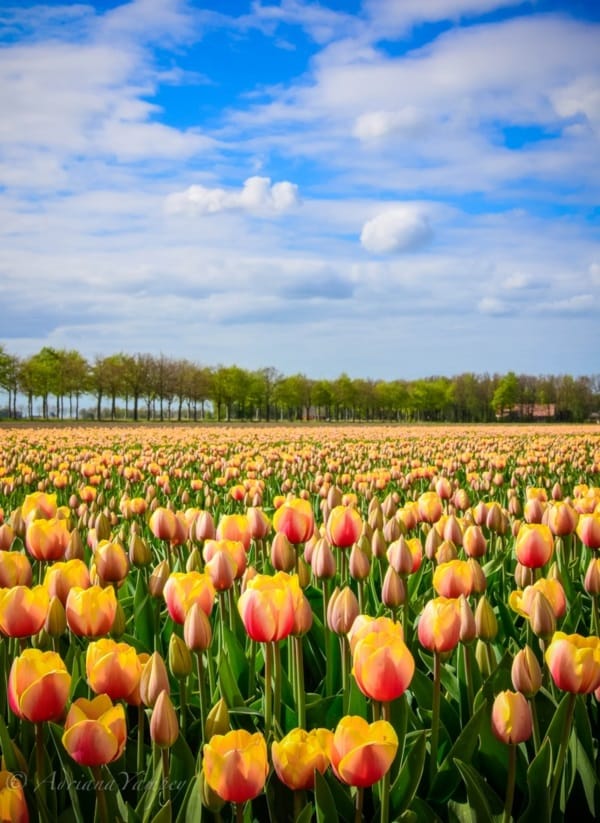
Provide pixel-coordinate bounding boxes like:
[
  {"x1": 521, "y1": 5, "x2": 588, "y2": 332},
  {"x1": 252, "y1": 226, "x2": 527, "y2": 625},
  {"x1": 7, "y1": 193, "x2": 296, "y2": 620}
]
[
  {"x1": 330, "y1": 716, "x2": 398, "y2": 788},
  {"x1": 25, "y1": 517, "x2": 70, "y2": 561},
  {"x1": 417, "y1": 597, "x2": 461, "y2": 653},
  {"x1": 0, "y1": 585, "x2": 49, "y2": 638},
  {"x1": 216, "y1": 514, "x2": 252, "y2": 551},
  {"x1": 462, "y1": 525, "x2": 487, "y2": 558},
  {"x1": 417, "y1": 491, "x2": 443, "y2": 524},
  {"x1": 0, "y1": 770, "x2": 29, "y2": 822},
  {"x1": 8, "y1": 648, "x2": 70, "y2": 722},
  {"x1": 352, "y1": 622, "x2": 415, "y2": 702},
  {"x1": 203, "y1": 539, "x2": 247, "y2": 579},
  {"x1": 163, "y1": 571, "x2": 215, "y2": 624},
  {"x1": 272, "y1": 728, "x2": 333, "y2": 791},
  {"x1": 203, "y1": 729, "x2": 268, "y2": 803},
  {"x1": 21, "y1": 492, "x2": 58, "y2": 523},
  {"x1": 0, "y1": 550, "x2": 32, "y2": 587},
  {"x1": 44, "y1": 559, "x2": 90, "y2": 605},
  {"x1": 514, "y1": 523, "x2": 554, "y2": 569},
  {"x1": 65, "y1": 585, "x2": 117, "y2": 636},
  {"x1": 546, "y1": 501, "x2": 578, "y2": 537},
  {"x1": 511, "y1": 646, "x2": 542, "y2": 697},
  {"x1": 326, "y1": 505, "x2": 363, "y2": 548},
  {"x1": 509, "y1": 578, "x2": 566, "y2": 619},
  {"x1": 247, "y1": 507, "x2": 271, "y2": 541},
  {"x1": 237, "y1": 571, "x2": 299, "y2": 642},
  {"x1": 62, "y1": 695, "x2": 126, "y2": 766},
  {"x1": 576, "y1": 512, "x2": 600, "y2": 549},
  {"x1": 545, "y1": 632, "x2": 600, "y2": 694},
  {"x1": 491, "y1": 690, "x2": 533, "y2": 744},
  {"x1": 150, "y1": 690, "x2": 179, "y2": 749},
  {"x1": 348, "y1": 614, "x2": 402, "y2": 653},
  {"x1": 86, "y1": 638, "x2": 142, "y2": 703},
  {"x1": 433, "y1": 559, "x2": 475, "y2": 598},
  {"x1": 272, "y1": 497, "x2": 314, "y2": 544}
]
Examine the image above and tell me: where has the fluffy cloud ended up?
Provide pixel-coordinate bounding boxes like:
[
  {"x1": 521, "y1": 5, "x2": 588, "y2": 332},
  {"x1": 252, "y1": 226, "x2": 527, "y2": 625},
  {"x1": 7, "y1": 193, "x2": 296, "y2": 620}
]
[
  {"x1": 477, "y1": 297, "x2": 509, "y2": 315},
  {"x1": 360, "y1": 207, "x2": 433, "y2": 253},
  {"x1": 165, "y1": 176, "x2": 301, "y2": 216},
  {"x1": 353, "y1": 108, "x2": 428, "y2": 141}
]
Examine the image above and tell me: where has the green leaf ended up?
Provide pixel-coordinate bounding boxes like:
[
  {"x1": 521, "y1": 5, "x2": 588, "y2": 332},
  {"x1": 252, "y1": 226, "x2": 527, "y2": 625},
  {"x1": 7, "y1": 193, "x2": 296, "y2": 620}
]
[
  {"x1": 175, "y1": 776, "x2": 203, "y2": 823},
  {"x1": 454, "y1": 758, "x2": 502, "y2": 823},
  {"x1": 572, "y1": 735, "x2": 600, "y2": 818},
  {"x1": 314, "y1": 769, "x2": 339, "y2": 823},
  {"x1": 0, "y1": 714, "x2": 22, "y2": 774},
  {"x1": 140, "y1": 762, "x2": 164, "y2": 823},
  {"x1": 218, "y1": 647, "x2": 245, "y2": 708},
  {"x1": 517, "y1": 738, "x2": 552, "y2": 823},
  {"x1": 133, "y1": 570, "x2": 154, "y2": 653},
  {"x1": 430, "y1": 703, "x2": 486, "y2": 802},
  {"x1": 150, "y1": 801, "x2": 173, "y2": 823},
  {"x1": 390, "y1": 731, "x2": 427, "y2": 816},
  {"x1": 296, "y1": 802, "x2": 315, "y2": 823},
  {"x1": 47, "y1": 723, "x2": 86, "y2": 823}
]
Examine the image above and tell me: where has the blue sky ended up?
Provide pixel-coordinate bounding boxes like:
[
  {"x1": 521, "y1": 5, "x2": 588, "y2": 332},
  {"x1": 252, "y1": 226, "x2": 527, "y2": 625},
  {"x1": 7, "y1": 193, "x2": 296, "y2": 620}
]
[{"x1": 0, "y1": 0, "x2": 599, "y2": 380}]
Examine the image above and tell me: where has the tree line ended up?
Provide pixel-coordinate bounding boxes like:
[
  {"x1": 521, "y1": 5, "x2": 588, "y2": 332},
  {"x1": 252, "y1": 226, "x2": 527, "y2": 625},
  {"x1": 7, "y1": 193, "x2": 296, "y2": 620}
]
[{"x1": 0, "y1": 345, "x2": 598, "y2": 423}]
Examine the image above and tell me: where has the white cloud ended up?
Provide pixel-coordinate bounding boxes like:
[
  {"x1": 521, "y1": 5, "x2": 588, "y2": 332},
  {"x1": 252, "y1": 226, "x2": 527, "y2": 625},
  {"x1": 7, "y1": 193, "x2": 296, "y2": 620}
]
[
  {"x1": 478, "y1": 297, "x2": 508, "y2": 315},
  {"x1": 165, "y1": 176, "x2": 301, "y2": 216},
  {"x1": 353, "y1": 108, "x2": 428, "y2": 141},
  {"x1": 590, "y1": 262, "x2": 600, "y2": 285},
  {"x1": 360, "y1": 207, "x2": 433, "y2": 253},
  {"x1": 540, "y1": 294, "x2": 595, "y2": 314}
]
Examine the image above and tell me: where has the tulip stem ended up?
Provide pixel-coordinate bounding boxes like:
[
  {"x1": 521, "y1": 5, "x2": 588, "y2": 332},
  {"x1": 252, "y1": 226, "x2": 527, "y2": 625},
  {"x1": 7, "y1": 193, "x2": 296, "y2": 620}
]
[
  {"x1": 339, "y1": 635, "x2": 350, "y2": 716},
  {"x1": 293, "y1": 636, "x2": 306, "y2": 729},
  {"x1": 274, "y1": 640, "x2": 282, "y2": 731},
  {"x1": 196, "y1": 652, "x2": 207, "y2": 743},
  {"x1": 264, "y1": 642, "x2": 273, "y2": 739},
  {"x1": 161, "y1": 747, "x2": 171, "y2": 813},
  {"x1": 322, "y1": 580, "x2": 334, "y2": 696},
  {"x1": 463, "y1": 644, "x2": 474, "y2": 716},
  {"x1": 549, "y1": 692, "x2": 577, "y2": 813},
  {"x1": 591, "y1": 594, "x2": 599, "y2": 636},
  {"x1": 35, "y1": 722, "x2": 48, "y2": 818},
  {"x1": 179, "y1": 677, "x2": 188, "y2": 737},
  {"x1": 530, "y1": 697, "x2": 541, "y2": 754},
  {"x1": 502, "y1": 744, "x2": 517, "y2": 823},
  {"x1": 91, "y1": 765, "x2": 109, "y2": 823},
  {"x1": 248, "y1": 639, "x2": 257, "y2": 698},
  {"x1": 380, "y1": 702, "x2": 391, "y2": 823},
  {"x1": 354, "y1": 786, "x2": 364, "y2": 823},
  {"x1": 137, "y1": 704, "x2": 145, "y2": 779},
  {"x1": 429, "y1": 651, "x2": 441, "y2": 788},
  {"x1": 235, "y1": 803, "x2": 245, "y2": 823}
]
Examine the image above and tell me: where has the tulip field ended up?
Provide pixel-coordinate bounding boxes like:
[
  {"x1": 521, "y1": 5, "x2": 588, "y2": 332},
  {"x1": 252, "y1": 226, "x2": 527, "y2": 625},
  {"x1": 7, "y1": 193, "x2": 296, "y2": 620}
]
[{"x1": 0, "y1": 423, "x2": 600, "y2": 823}]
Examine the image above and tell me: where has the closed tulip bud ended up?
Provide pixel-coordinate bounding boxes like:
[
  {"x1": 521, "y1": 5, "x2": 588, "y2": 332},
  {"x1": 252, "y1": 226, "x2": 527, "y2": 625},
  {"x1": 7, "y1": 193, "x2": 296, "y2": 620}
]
[
  {"x1": 150, "y1": 690, "x2": 179, "y2": 748},
  {"x1": 129, "y1": 533, "x2": 152, "y2": 567},
  {"x1": 584, "y1": 558, "x2": 600, "y2": 596},
  {"x1": 247, "y1": 507, "x2": 270, "y2": 541},
  {"x1": 184, "y1": 546, "x2": 201, "y2": 572},
  {"x1": 381, "y1": 566, "x2": 407, "y2": 608},
  {"x1": 371, "y1": 528, "x2": 387, "y2": 559},
  {"x1": 547, "y1": 502, "x2": 578, "y2": 537},
  {"x1": 511, "y1": 646, "x2": 542, "y2": 697},
  {"x1": 472, "y1": 501, "x2": 488, "y2": 527},
  {"x1": 382, "y1": 517, "x2": 400, "y2": 543},
  {"x1": 311, "y1": 537, "x2": 336, "y2": 579},
  {"x1": 508, "y1": 495, "x2": 522, "y2": 517},
  {"x1": 327, "y1": 587, "x2": 359, "y2": 635},
  {"x1": 168, "y1": 634, "x2": 192, "y2": 679},
  {"x1": 291, "y1": 591, "x2": 313, "y2": 635},
  {"x1": 463, "y1": 525, "x2": 486, "y2": 558},
  {"x1": 140, "y1": 652, "x2": 170, "y2": 708},
  {"x1": 467, "y1": 558, "x2": 487, "y2": 594},
  {"x1": 95, "y1": 512, "x2": 111, "y2": 542},
  {"x1": 514, "y1": 562, "x2": 535, "y2": 589},
  {"x1": 205, "y1": 698, "x2": 230, "y2": 740},
  {"x1": 270, "y1": 532, "x2": 296, "y2": 572},
  {"x1": 349, "y1": 543, "x2": 370, "y2": 580},
  {"x1": 491, "y1": 690, "x2": 533, "y2": 744},
  {"x1": 45, "y1": 595, "x2": 66, "y2": 637},
  {"x1": 184, "y1": 603, "x2": 213, "y2": 652},
  {"x1": 368, "y1": 507, "x2": 383, "y2": 530},
  {"x1": 486, "y1": 503, "x2": 503, "y2": 533},
  {"x1": 387, "y1": 537, "x2": 413, "y2": 577},
  {"x1": 110, "y1": 601, "x2": 127, "y2": 638},
  {"x1": 65, "y1": 528, "x2": 84, "y2": 561},
  {"x1": 148, "y1": 560, "x2": 170, "y2": 598},
  {"x1": 475, "y1": 639, "x2": 496, "y2": 678},
  {"x1": 296, "y1": 555, "x2": 310, "y2": 588},
  {"x1": 528, "y1": 590, "x2": 555, "y2": 639},
  {"x1": 205, "y1": 551, "x2": 236, "y2": 591},
  {"x1": 0, "y1": 523, "x2": 15, "y2": 551},
  {"x1": 418, "y1": 597, "x2": 461, "y2": 653},
  {"x1": 475, "y1": 596, "x2": 498, "y2": 641},
  {"x1": 459, "y1": 595, "x2": 476, "y2": 644},
  {"x1": 524, "y1": 498, "x2": 545, "y2": 524},
  {"x1": 424, "y1": 527, "x2": 442, "y2": 561},
  {"x1": 327, "y1": 505, "x2": 363, "y2": 548},
  {"x1": 94, "y1": 540, "x2": 129, "y2": 584},
  {"x1": 577, "y1": 513, "x2": 600, "y2": 549},
  {"x1": 195, "y1": 511, "x2": 216, "y2": 542}
]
